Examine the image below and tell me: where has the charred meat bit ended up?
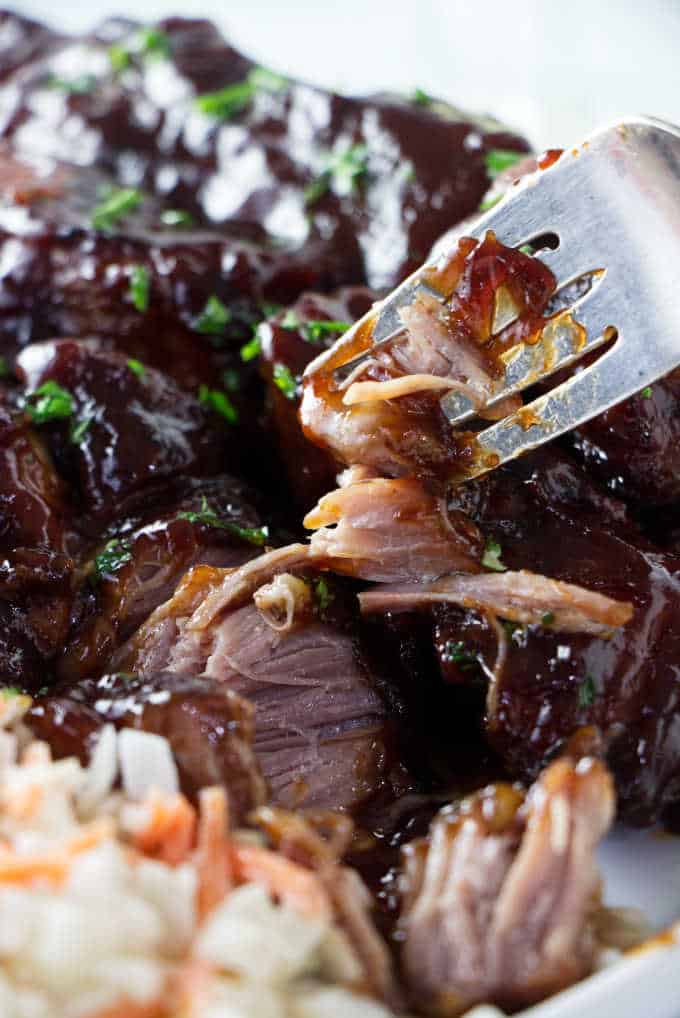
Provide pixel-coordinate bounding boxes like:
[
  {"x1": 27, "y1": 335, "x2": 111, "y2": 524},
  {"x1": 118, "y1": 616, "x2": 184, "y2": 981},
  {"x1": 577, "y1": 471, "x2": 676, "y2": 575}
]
[{"x1": 25, "y1": 670, "x2": 267, "y2": 821}]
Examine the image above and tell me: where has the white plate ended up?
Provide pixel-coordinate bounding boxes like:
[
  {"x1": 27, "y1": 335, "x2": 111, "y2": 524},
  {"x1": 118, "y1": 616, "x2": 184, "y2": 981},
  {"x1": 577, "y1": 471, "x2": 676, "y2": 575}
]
[{"x1": 11, "y1": 3, "x2": 680, "y2": 1014}]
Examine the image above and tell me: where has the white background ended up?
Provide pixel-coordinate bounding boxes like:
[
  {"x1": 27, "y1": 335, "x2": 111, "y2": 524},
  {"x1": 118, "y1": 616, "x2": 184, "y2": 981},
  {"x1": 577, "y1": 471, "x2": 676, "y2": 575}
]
[{"x1": 16, "y1": 0, "x2": 680, "y2": 148}]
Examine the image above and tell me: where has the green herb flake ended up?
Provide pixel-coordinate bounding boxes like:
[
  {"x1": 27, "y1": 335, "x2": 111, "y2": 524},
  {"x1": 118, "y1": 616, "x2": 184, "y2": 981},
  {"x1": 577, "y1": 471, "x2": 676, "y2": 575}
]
[
  {"x1": 0, "y1": 356, "x2": 10, "y2": 378},
  {"x1": 259, "y1": 301, "x2": 283, "y2": 319},
  {"x1": 128, "y1": 265, "x2": 150, "y2": 312},
  {"x1": 240, "y1": 333, "x2": 261, "y2": 362},
  {"x1": 136, "y1": 26, "x2": 170, "y2": 60},
  {"x1": 272, "y1": 362, "x2": 297, "y2": 400},
  {"x1": 542, "y1": 611, "x2": 555, "y2": 626},
  {"x1": 479, "y1": 193, "x2": 503, "y2": 213},
  {"x1": 127, "y1": 358, "x2": 145, "y2": 378},
  {"x1": 178, "y1": 496, "x2": 268, "y2": 546},
  {"x1": 280, "y1": 310, "x2": 302, "y2": 331},
  {"x1": 226, "y1": 522, "x2": 269, "y2": 546},
  {"x1": 108, "y1": 43, "x2": 130, "y2": 73},
  {"x1": 198, "y1": 385, "x2": 238, "y2": 424},
  {"x1": 193, "y1": 295, "x2": 231, "y2": 336},
  {"x1": 441, "y1": 640, "x2": 478, "y2": 671},
  {"x1": 90, "y1": 187, "x2": 143, "y2": 232},
  {"x1": 47, "y1": 73, "x2": 99, "y2": 95},
  {"x1": 301, "y1": 319, "x2": 349, "y2": 344},
  {"x1": 195, "y1": 80, "x2": 255, "y2": 120},
  {"x1": 304, "y1": 143, "x2": 370, "y2": 207},
  {"x1": 25, "y1": 380, "x2": 74, "y2": 425},
  {"x1": 196, "y1": 65, "x2": 288, "y2": 121},
  {"x1": 160, "y1": 208, "x2": 194, "y2": 228},
  {"x1": 69, "y1": 417, "x2": 91, "y2": 445},
  {"x1": 247, "y1": 65, "x2": 289, "y2": 93},
  {"x1": 641, "y1": 386, "x2": 652, "y2": 399},
  {"x1": 92, "y1": 538, "x2": 132, "y2": 582},
  {"x1": 484, "y1": 148, "x2": 523, "y2": 178},
  {"x1": 314, "y1": 576, "x2": 334, "y2": 618},
  {"x1": 0, "y1": 687, "x2": 21, "y2": 698},
  {"x1": 578, "y1": 674, "x2": 597, "y2": 709},
  {"x1": 482, "y1": 536, "x2": 507, "y2": 573},
  {"x1": 411, "y1": 87, "x2": 433, "y2": 106},
  {"x1": 519, "y1": 243, "x2": 534, "y2": 255}
]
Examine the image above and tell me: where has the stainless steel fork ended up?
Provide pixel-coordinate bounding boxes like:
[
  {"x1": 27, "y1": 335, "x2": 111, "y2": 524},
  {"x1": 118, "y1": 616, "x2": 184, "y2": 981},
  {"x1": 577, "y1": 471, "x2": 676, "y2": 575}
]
[{"x1": 326, "y1": 115, "x2": 680, "y2": 480}]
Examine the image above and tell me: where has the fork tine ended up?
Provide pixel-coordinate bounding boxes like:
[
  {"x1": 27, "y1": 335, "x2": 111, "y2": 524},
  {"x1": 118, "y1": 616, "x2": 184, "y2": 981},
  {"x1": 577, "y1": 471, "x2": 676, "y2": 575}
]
[
  {"x1": 454, "y1": 336, "x2": 658, "y2": 482},
  {"x1": 442, "y1": 284, "x2": 617, "y2": 426},
  {"x1": 534, "y1": 243, "x2": 596, "y2": 286}
]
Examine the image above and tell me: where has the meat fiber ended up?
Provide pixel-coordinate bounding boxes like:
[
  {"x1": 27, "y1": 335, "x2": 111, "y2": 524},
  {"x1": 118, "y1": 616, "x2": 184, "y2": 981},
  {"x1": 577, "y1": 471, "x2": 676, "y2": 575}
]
[
  {"x1": 300, "y1": 233, "x2": 556, "y2": 489},
  {"x1": 399, "y1": 756, "x2": 615, "y2": 1014},
  {"x1": 119, "y1": 560, "x2": 399, "y2": 812},
  {"x1": 359, "y1": 569, "x2": 633, "y2": 635},
  {"x1": 304, "y1": 475, "x2": 483, "y2": 582}
]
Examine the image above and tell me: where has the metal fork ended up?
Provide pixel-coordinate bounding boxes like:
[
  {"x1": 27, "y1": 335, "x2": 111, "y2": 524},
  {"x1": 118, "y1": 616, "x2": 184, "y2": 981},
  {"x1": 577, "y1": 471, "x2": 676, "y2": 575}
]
[{"x1": 324, "y1": 115, "x2": 680, "y2": 480}]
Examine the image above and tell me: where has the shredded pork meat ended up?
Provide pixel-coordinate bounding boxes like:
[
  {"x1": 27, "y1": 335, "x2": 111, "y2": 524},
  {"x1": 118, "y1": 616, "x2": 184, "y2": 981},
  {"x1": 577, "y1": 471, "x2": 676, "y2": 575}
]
[
  {"x1": 399, "y1": 756, "x2": 615, "y2": 1014},
  {"x1": 359, "y1": 569, "x2": 633, "y2": 635},
  {"x1": 305, "y1": 477, "x2": 482, "y2": 583}
]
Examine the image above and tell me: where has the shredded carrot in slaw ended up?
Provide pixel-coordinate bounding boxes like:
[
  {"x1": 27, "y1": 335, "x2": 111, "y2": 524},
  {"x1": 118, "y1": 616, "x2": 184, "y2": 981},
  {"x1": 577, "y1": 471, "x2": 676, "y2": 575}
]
[
  {"x1": 195, "y1": 786, "x2": 231, "y2": 919},
  {"x1": 132, "y1": 790, "x2": 197, "y2": 865}
]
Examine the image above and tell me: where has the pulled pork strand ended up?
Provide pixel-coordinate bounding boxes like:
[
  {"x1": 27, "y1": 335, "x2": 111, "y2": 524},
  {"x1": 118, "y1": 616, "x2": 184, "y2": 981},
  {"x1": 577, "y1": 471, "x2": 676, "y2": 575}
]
[
  {"x1": 304, "y1": 476, "x2": 483, "y2": 583},
  {"x1": 399, "y1": 756, "x2": 615, "y2": 1015},
  {"x1": 359, "y1": 569, "x2": 633, "y2": 636}
]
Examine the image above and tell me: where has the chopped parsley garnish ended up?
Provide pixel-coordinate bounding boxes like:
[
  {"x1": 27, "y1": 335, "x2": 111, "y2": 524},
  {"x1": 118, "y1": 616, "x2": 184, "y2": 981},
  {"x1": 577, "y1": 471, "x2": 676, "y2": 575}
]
[
  {"x1": 247, "y1": 65, "x2": 289, "y2": 93},
  {"x1": 0, "y1": 356, "x2": 10, "y2": 378},
  {"x1": 542, "y1": 611, "x2": 555, "y2": 625},
  {"x1": 484, "y1": 148, "x2": 523, "y2": 178},
  {"x1": 160, "y1": 208, "x2": 194, "y2": 228},
  {"x1": 108, "y1": 43, "x2": 130, "y2": 73},
  {"x1": 441, "y1": 640, "x2": 478, "y2": 671},
  {"x1": 300, "y1": 319, "x2": 349, "y2": 344},
  {"x1": 519, "y1": 243, "x2": 534, "y2": 255},
  {"x1": 479, "y1": 193, "x2": 502, "y2": 213},
  {"x1": 240, "y1": 333, "x2": 261, "y2": 362},
  {"x1": 272, "y1": 362, "x2": 297, "y2": 400},
  {"x1": 92, "y1": 538, "x2": 132, "y2": 581},
  {"x1": 0, "y1": 687, "x2": 21, "y2": 700},
  {"x1": 222, "y1": 368, "x2": 240, "y2": 392},
  {"x1": 641, "y1": 386, "x2": 652, "y2": 399},
  {"x1": 136, "y1": 26, "x2": 171, "y2": 59},
  {"x1": 280, "y1": 310, "x2": 301, "y2": 330},
  {"x1": 193, "y1": 295, "x2": 231, "y2": 335},
  {"x1": 411, "y1": 87, "x2": 433, "y2": 106},
  {"x1": 578, "y1": 674, "x2": 596, "y2": 708},
  {"x1": 195, "y1": 81, "x2": 255, "y2": 119},
  {"x1": 108, "y1": 26, "x2": 170, "y2": 72},
  {"x1": 304, "y1": 143, "x2": 369, "y2": 206},
  {"x1": 280, "y1": 311, "x2": 347, "y2": 343},
  {"x1": 178, "y1": 496, "x2": 268, "y2": 546},
  {"x1": 127, "y1": 358, "x2": 145, "y2": 378},
  {"x1": 128, "y1": 265, "x2": 150, "y2": 312},
  {"x1": 195, "y1": 64, "x2": 288, "y2": 119},
  {"x1": 314, "y1": 576, "x2": 334, "y2": 619},
  {"x1": 69, "y1": 417, "x2": 91, "y2": 444},
  {"x1": 198, "y1": 384, "x2": 238, "y2": 424},
  {"x1": 47, "y1": 73, "x2": 99, "y2": 95},
  {"x1": 90, "y1": 188, "x2": 143, "y2": 231},
  {"x1": 482, "y1": 536, "x2": 507, "y2": 572},
  {"x1": 24, "y1": 381, "x2": 73, "y2": 425},
  {"x1": 259, "y1": 301, "x2": 283, "y2": 318}
]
